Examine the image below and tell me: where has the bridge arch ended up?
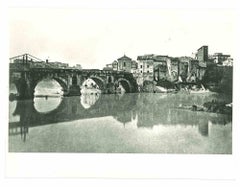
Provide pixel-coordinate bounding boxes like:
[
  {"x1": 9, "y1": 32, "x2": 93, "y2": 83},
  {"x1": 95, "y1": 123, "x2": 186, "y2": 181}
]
[
  {"x1": 117, "y1": 78, "x2": 132, "y2": 93},
  {"x1": 52, "y1": 77, "x2": 68, "y2": 93},
  {"x1": 88, "y1": 76, "x2": 105, "y2": 90},
  {"x1": 12, "y1": 75, "x2": 32, "y2": 99},
  {"x1": 33, "y1": 77, "x2": 68, "y2": 96}
]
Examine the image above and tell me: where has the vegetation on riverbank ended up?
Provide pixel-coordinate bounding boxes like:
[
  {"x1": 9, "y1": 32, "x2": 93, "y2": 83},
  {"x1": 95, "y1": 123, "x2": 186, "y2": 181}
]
[
  {"x1": 179, "y1": 100, "x2": 232, "y2": 115},
  {"x1": 202, "y1": 65, "x2": 232, "y2": 95}
]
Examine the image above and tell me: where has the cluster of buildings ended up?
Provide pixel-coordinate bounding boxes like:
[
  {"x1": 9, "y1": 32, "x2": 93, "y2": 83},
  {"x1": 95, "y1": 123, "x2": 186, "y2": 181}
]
[
  {"x1": 103, "y1": 45, "x2": 233, "y2": 85},
  {"x1": 11, "y1": 47, "x2": 233, "y2": 87}
]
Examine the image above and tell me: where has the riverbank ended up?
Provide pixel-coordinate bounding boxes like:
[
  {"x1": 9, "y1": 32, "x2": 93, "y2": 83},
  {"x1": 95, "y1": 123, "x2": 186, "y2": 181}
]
[{"x1": 178, "y1": 100, "x2": 232, "y2": 116}]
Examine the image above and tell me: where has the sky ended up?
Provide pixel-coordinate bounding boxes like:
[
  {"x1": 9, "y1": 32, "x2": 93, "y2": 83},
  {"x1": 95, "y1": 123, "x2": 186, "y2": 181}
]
[{"x1": 9, "y1": 8, "x2": 236, "y2": 69}]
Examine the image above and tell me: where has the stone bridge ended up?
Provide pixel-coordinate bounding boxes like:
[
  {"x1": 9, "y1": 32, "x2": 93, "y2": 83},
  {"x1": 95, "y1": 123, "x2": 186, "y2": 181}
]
[{"x1": 9, "y1": 60, "x2": 138, "y2": 100}]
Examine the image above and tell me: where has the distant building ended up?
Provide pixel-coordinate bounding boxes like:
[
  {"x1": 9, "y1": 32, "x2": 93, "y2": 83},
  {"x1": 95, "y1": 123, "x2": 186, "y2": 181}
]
[
  {"x1": 105, "y1": 63, "x2": 113, "y2": 69},
  {"x1": 212, "y1": 53, "x2": 231, "y2": 65},
  {"x1": 136, "y1": 54, "x2": 172, "y2": 84},
  {"x1": 195, "y1": 46, "x2": 209, "y2": 80},
  {"x1": 75, "y1": 64, "x2": 82, "y2": 69},
  {"x1": 175, "y1": 56, "x2": 199, "y2": 82},
  {"x1": 131, "y1": 61, "x2": 138, "y2": 74},
  {"x1": 178, "y1": 57, "x2": 190, "y2": 81},
  {"x1": 115, "y1": 55, "x2": 133, "y2": 72},
  {"x1": 222, "y1": 57, "x2": 233, "y2": 66},
  {"x1": 30, "y1": 61, "x2": 46, "y2": 68},
  {"x1": 188, "y1": 60, "x2": 199, "y2": 82},
  {"x1": 136, "y1": 54, "x2": 155, "y2": 85},
  {"x1": 48, "y1": 61, "x2": 69, "y2": 68},
  {"x1": 13, "y1": 59, "x2": 24, "y2": 63},
  {"x1": 169, "y1": 58, "x2": 179, "y2": 81},
  {"x1": 153, "y1": 55, "x2": 171, "y2": 81},
  {"x1": 112, "y1": 60, "x2": 118, "y2": 71},
  {"x1": 137, "y1": 54, "x2": 154, "y2": 74},
  {"x1": 196, "y1": 45, "x2": 208, "y2": 62},
  {"x1": 103, "y1": 66, "x2": 113, "y2": 71},
  {"x1": 74, "y1": 64, "x2": 82, "y2": 70},
  {"x1": 105, "y1": 54, "x2": 137, "y2": 73}
]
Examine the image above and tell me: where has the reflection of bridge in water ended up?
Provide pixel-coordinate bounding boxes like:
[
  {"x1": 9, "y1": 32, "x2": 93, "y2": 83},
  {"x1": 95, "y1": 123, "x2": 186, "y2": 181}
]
[
  {"x1": 9, "y1": 93, "x2": 232, "y2": 142},
  {"x1": 9, "y1": 94, "x2": 138, "y2": 141}
]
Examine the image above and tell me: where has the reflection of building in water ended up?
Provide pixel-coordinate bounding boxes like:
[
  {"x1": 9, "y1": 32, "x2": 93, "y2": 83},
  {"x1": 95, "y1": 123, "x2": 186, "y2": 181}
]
[
  {"x1": 80, "y1": 93, "x2": 100, "y2": 109},
  {"x1": 113, "y1": 110, "x2": 138, "y2": 128},
  {"x1": 134, "y1": 93, "x2": 230, "y2": 135},
  {"x1": 114, "y1": 111, "x2": 131, "y2": 127},
  {"x1": 9, "y1": 92, "x2": 231, "y2": 143},
  {"x1": 198, "y1": 122, "x2": 209, "y2": 136}
]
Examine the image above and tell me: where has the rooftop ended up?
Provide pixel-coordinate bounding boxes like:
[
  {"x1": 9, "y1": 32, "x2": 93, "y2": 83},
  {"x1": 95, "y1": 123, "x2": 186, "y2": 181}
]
[
  {"x1": 137, "y1": 54, "x2": 169, "y2": 61},
  {"x1": 197, "y1": 45, "x2": 208, "y2": 51},
  {"x1": 117, "y1": 54, "x2": 132, "y2": 61}
]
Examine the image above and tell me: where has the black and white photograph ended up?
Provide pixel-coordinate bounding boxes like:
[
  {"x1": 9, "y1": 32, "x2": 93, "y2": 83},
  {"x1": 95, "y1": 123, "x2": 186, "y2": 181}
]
[
  {"x1": 2, "y1": 0, "x2": 240, "y2": 185},
  {"x1": 8, "y1": 8, "x2": 234, "y2": 154}
]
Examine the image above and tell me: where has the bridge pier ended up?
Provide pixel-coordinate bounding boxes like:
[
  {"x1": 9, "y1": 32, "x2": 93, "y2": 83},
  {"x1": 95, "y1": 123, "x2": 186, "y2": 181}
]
[{"x1": 66, "y1": 85, "x2": 81, "y2": 96}]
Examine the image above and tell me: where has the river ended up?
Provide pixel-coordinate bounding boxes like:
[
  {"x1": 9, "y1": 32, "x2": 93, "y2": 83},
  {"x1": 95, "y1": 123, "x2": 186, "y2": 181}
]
[{"x1": 9, "y1": 92, "x2": 232, "y2": 153}]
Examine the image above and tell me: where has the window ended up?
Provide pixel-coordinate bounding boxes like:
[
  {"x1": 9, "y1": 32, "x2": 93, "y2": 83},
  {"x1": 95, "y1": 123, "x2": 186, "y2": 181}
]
[
  {"x1": 147, "y1": 65, "x2": 149, "y2": 68},
  {"x1": 140, "y1": 65, "x2": 143, "y2": 68},
  {"x1": 123, "y1": 62, "x2": 126, "y2": 67}
]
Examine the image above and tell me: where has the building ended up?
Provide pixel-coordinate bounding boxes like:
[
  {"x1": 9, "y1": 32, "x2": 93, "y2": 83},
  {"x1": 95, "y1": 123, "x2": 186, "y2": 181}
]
[
  {"x1": 222, "y1": 57, "x2": 233, "y2": 66},
  {"x1": 48, "y1": 61, "x2": 69, "y2": 68},
  {"x1": 136, "y1": 54, "x2": 173, "y2": 84},
  {"x1": 115, "y1": 55, "x2": 133, "y2": 72},
  {"x1": 74, "y1": 64, "x2": 82, "y2": 70},
  {"x1": 104, "y1": 54, "x2": 137, "y2": 73},
  {"x1": 131, "y1": 61, "x2": 138, "y2": 74},
  {"x1": 195, "y1": 46, "x2": 209, "y2": 80},
  {"x1": 169, "y1": 58, "x2": 179, "y2": 81},
  {"x1": 137, "y1": 54, "x2": 154, "y2": 74},
  {"x1": 176, "y1": 56, "x2": 199, "y2": 82},
  {"x1": 196, "y1": 45, "x2": 208, "y2": 62},
  {"x1": 212, "y1": 53, "x2": 231, "y2": 65},
  {"x1": 136, "y1": 54, "x2": 155, "y2": 85},
  {"x1": 153, "y1": 55, "x2": 171, "y2": 81},
  {"x1": 178, "y1": 57, "x2": 190, "y2": 81},
  {"x1": 188, "y1": 60, "x2": 199, "y2": 82}
]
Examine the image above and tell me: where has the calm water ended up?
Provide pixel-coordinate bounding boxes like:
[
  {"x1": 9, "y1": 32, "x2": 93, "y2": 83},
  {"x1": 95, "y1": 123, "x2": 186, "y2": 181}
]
[{"x1": 9, "y1": 92, "x2": 232, "y2": 153}]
